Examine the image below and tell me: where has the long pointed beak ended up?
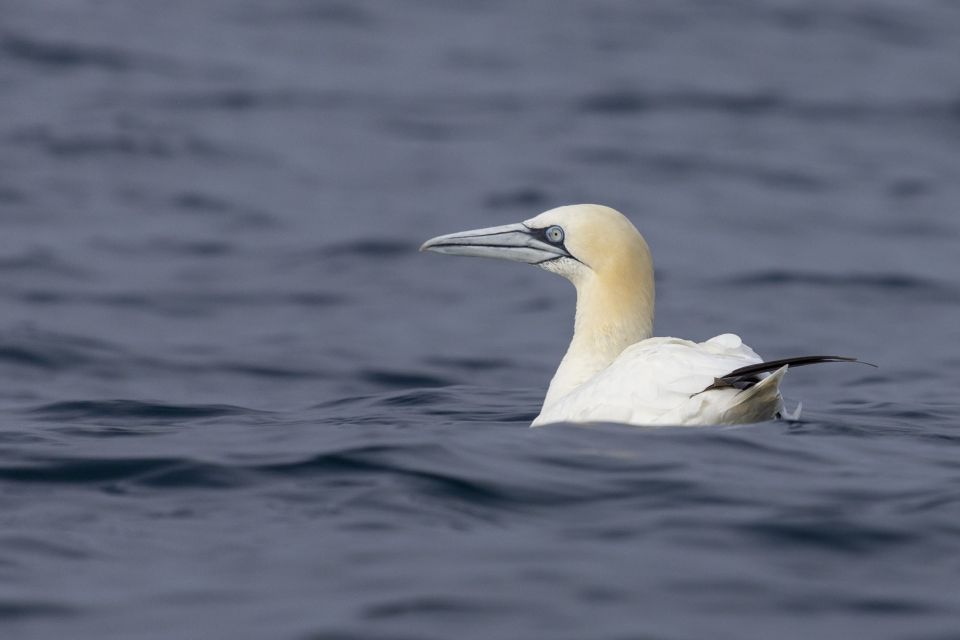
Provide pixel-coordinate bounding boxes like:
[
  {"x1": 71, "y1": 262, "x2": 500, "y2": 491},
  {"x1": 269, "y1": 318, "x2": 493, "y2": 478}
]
[{"x1": 420, "y1": 223, "x2": 568, "y2": 265}]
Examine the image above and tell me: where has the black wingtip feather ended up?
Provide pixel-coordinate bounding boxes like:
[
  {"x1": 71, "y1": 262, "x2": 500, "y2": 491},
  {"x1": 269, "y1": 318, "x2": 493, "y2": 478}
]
[
  {"x1": 722, "y1": 356, "x2": 876, "y2": 381},
  {"x1": 695, "y1": 356, "x2": 876, "y2": 395}
]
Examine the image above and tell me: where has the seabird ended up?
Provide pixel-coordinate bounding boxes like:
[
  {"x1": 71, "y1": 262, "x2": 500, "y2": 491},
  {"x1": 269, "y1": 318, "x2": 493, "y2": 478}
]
[{"x1": 421, "y1": 204, "x2": 871, "y2": 427}]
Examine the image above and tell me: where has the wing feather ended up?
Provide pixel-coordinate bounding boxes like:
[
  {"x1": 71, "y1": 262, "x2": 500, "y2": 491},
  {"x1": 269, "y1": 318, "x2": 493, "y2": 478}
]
[{"x1": 534, "y1": 334, "x2": 763, "y2": 425}]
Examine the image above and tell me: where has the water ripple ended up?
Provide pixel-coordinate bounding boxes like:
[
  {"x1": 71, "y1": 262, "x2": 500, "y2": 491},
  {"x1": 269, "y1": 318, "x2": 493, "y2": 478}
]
[
  {"x1": 0, "y1": 600, "x2": 75, "y2": 621},
  {"x1": 0, "y1": 30, "x2": 153, "y2": 72},
  {"x1": 577, "y1": 90, "x2": 960, "y2": 121},
  {"x1": 26, "y1": 400, "x2": 264, "y2": 422}
]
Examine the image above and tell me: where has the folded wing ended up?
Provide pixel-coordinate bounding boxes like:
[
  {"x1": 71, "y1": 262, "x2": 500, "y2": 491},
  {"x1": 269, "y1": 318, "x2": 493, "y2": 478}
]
[{"x1": 533, "y1": 333, "x2": 764, "y2": 426}]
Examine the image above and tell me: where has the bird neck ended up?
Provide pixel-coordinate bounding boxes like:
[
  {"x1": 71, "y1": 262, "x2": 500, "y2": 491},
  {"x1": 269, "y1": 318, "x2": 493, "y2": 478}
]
[{"x1": 542, "y1": 263, "x2": 655, "y2": 409}]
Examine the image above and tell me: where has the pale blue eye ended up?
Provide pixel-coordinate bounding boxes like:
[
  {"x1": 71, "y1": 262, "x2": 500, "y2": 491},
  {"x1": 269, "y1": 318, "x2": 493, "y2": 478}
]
[{"x1": 546, "y1": 226, "x2": 564, "y2": 244}]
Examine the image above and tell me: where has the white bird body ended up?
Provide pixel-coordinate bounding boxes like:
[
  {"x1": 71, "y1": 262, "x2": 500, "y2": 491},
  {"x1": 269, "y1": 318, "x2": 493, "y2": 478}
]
[
  {"x1": 534, "y1": 334, "x2": 781, "y2": 426},
  {"x1": 421, "y1": 204, "x2": 861, "y2": 427}
]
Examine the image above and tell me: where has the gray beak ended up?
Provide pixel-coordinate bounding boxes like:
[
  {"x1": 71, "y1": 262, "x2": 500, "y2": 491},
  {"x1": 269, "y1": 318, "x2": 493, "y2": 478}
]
[{"x1": 420, "y1": 223, "x2": 568, "y2": 265}]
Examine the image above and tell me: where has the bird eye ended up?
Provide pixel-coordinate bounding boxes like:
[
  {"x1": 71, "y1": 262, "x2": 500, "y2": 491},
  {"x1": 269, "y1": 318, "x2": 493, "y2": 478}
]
[{"x1": 545, "y1": 225, "x2": 564, "y2": 244}]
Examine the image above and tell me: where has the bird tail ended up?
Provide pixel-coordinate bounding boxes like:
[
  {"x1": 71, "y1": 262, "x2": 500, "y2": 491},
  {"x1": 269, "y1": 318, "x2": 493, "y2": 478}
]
[
  {"x1": 698, "y1": 355, "x2": 874, "y2": 424},
  {"x1": 717, "y1": 365, "x2": 788, "y2": 424}
]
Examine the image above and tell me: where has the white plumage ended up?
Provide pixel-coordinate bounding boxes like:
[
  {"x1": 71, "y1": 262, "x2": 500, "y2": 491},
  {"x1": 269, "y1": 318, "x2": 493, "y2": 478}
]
[
  {"x1": 421, "y1": 204, "x2": 858, "y2": 427},
  {"x1": 533, "y1": 334, "x2": 781, "y2": 426}
]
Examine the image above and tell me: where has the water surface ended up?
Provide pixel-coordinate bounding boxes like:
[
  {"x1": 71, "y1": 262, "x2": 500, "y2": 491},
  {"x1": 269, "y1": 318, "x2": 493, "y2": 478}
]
[{"x1": 2, "y1": 1, "x2": 960, "y2": 638}]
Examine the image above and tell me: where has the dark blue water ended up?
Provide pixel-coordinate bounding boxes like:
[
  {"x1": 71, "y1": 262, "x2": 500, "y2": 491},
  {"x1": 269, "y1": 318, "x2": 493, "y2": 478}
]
[{"x1": 3, "y1": 1, "x2": 960, "y2": 638}]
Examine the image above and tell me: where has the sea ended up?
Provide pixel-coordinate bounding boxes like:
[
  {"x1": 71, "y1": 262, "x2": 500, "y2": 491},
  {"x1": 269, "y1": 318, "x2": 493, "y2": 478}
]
[{"x1": 2, "y1": 1, "x2": 960, "y2": 638}]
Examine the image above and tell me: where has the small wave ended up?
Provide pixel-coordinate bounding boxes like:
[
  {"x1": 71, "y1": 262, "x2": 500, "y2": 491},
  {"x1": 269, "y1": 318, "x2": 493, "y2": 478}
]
[
  {"x1": 579, "y1": 90, "x2": 784, "y2": 116},
  {"x1": 369, "y1": 388, "x2": 455, "y2": 407},
  {"x1": 171, "y1": 192, "x2": 238, "y2": 214},
  {"x1": 0, "y1": 456, "x2": 181, "y2": 484},
  {"x1": 9, "y1": 125, "x2": 242, "y2": 161},
  {"x1": 0, "y1": 456, "x2": 250, "y2": 489},
  {"x1": 363, "y1": 596, "x2": 508, "y2": 620},
  {"x1": 358, "y1": 386, "x2": 540, "y2": 422},
  {"x1": 571, "y1": 147, "x2": 830, "y2": 190},
  {"x1": 767, "y1": 4, "x2": 931, "y2": 47},
  {"x1": 0, "y1": 31, "x2": 141, "y2": 72},
  {"x1": 0, "y1": 536, "x2": 88, "y2": 560},
  {"x1": 26, "y1": 400, "x2": 262, "y2": 422},
  {"x1": 378, "y1": 117, "x2": 456, "y2": 141},
  {"x1": 92, "y1": 237, "x2": 233, "y2": 258},
  {"x1": 0, "y1": 185, "x2": 24, "y2": 203},
  {"x1": 12, "y1": 289, "x2": 348, "y2": 313},
  {"x1": 308, "y1": 387, "x2": 539, "y2": 424},
  {"x1": 216, "y1": 362, "x2": 325, "y2": 379},
  {"x1": 424, "y1": 356, "x2": 511, "y2": 372},
  {"x1": 0, "y1": 345, "x2": 74, "y2": 370},
  {"x1": 483, "y1": 187, "x2": 551, "y2": 210},
  {"x1": 361, "y1": 370, "x2": 451, "y2": 389},
  {"x1": 576, "y1": 89, "x2": 960, "y2": 121},
  {"x1": 720, "y1": 270, "x2": 958, "y2": 297},
  {"x1": 157, "y1": 88, "x2": 346, "y2": 111},
  {"x1": 132, "y1": 460, "x2": 252, "y2": 489},
  {"x1": 324, "y1": 239, "x2": 412, "y2": 259},
  {"x1": 0, "y1": 249, "x2": 90, "y2": 278},
  {"x1": 738, "y1": 518, "x2": 914, "y2": 554},
  {"x1": 256, "y1": 443, "x2": 513, "y2": 507},
  {"x1": 241, "y1": 2, "x2": 376, "y2": 27},
  {"x1": 0, "y1": 599, "x2": 75, "y2": 620},
  {"x1": 0, "y1": 328, "x2": 330, "y2": 380},
  {"x1": 0, "y1": 330, "x2": 123, "y2": 371},
  {"x1": 828, "y1": 401, "x2": 960, "y2": 435},
  {"x1": 169, "y1": 192, "x2": 277, "y2": 228}
]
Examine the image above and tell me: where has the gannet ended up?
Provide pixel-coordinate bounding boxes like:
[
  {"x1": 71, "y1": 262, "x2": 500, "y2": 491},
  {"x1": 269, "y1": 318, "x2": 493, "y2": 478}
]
[{"x1": 421, "y1": 204, "x2": 870, "y2": 427}]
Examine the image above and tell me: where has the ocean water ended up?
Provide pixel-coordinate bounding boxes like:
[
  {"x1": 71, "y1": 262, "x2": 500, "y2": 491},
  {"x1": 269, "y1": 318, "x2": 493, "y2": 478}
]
[{"x1": 2, "y1": 1, "x2": 960, "y2": 638}]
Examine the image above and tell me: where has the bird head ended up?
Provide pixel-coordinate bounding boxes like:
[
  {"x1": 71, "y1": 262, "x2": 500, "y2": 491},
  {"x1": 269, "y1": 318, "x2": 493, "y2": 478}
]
[{"x1": 420, "y1": 204, "x2": 652, "y2": 287}]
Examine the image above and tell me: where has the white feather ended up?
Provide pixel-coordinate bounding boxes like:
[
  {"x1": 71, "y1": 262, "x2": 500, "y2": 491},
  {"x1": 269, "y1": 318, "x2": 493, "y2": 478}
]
[{"x1": 532, "y1": 334, "x2": 784, "y2": 426}]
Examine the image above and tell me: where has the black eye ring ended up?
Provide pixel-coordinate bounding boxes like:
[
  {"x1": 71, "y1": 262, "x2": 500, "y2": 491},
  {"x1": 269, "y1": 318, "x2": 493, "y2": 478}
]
[{"x1": 545, "y1": 225, "x2": 564, "y2": 244}]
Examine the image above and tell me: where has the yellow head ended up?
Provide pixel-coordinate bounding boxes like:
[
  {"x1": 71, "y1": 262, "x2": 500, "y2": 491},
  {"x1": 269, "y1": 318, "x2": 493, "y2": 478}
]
[{"x1": 422, "y1": 204, "x2": 657, "y2": 404}]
